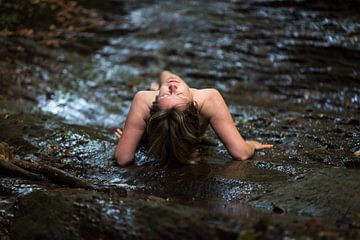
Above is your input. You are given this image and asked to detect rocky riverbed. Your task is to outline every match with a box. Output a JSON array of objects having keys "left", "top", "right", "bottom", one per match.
[{"left": 0, "top": 0, "right": 359, "bottom": 239}]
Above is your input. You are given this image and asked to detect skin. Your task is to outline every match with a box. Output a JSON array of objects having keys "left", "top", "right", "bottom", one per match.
[{"left": 115, "top": 71, "right": 273, "bottom": 166}]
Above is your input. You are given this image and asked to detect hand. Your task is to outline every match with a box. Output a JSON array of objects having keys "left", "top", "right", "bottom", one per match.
[
  {"left": 246, "top": 140, "right": 273, "bottom": 150},
  {"left": 114, "top": 128, "right": 123, "bottom": 140},
  {"left": 149, "top": 82, "right": 159, "bottom": 90}
]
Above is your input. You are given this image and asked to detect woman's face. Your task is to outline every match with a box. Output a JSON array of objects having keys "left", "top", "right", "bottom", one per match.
[{"left": 157, "top": 71, "right": 193, "bottom": 109}]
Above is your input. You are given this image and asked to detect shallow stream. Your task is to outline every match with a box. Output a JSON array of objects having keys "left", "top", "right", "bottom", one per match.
[{"left": 1, "top": 0, "right": 360, "bottom": 239}]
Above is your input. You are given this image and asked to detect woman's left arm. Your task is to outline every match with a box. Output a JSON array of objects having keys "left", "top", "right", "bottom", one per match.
[{"left": 202, "top": 89, "right": 272, "bottom": 160}]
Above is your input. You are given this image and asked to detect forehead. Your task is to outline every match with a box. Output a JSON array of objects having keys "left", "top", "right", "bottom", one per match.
[{"left": 158, "top": 96, "right": 189, "bottom": 109}]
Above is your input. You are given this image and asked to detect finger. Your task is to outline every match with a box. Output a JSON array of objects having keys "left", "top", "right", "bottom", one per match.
[
  {"left": 114, "top": 129, "right": 122, "bottom": 139},
  {"left": 258, "top": 144, "right": 273, "bottom": 149},
  {"left": 150, "top": 82, "right": 160, "bottom": 90},
  {"left": 253, "top": 144, "right": 272, "bottom": 149},
  {"left": 115, "top": 132, "right": 121, "bottom": 139}
]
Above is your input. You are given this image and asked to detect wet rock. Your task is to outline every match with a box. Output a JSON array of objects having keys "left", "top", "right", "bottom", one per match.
[
  {"left": 303, "top": 148, "right": 333, "bottom": 165},
  {"left": 249, "top": 169, "right": 360, "bottom": 217},
  {"left": 0, "top": 113, "right": 114, "bottom": 172},
  {"left": 10, "top": 190, "right": 241, "bottom": 240},
  {"left": 252, "top": 161, "right": 298, "bottom": 176},
  {"left": 10, "top": 191, "right": 75, "bottom": 240},
  {"left": 342, "top": 158, "right": 360, "bottom": 169},
  {"left": 122, "top": 161, "right": 288, "bottom": 202}
]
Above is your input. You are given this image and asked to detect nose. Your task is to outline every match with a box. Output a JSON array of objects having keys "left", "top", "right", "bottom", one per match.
[{"left": 169, "top": 84, "right": 177, "bottom": 93}]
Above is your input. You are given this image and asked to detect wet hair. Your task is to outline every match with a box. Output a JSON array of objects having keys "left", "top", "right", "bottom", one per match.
[{"left": 146, "top": 101, "right": 202, "bottom": 166}]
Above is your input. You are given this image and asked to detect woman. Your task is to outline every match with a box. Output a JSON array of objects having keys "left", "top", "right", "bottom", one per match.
[{"left": 115, "top": 71, "right": 272, "bottom": 166}]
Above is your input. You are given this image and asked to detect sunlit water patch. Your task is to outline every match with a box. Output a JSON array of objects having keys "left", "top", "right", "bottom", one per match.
[{"left": 38, "top": 91, "right": 126, "bottom": 127}]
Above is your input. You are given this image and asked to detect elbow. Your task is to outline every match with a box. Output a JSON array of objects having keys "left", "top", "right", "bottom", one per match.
[
  {"left": 114, "top": 152, "right": 132, "bottom": 167},
  {"left": 236, "top": 156, "right": 249, "bottom": 161},
  {"left": 234, "top": 154, "right": 250, "bottom": 161},
  {"left": 117, "top": 160, "right": 129, "bottom": 167},
  {"left": 116, "top": 156, "right": 131, "bottom": 167}
]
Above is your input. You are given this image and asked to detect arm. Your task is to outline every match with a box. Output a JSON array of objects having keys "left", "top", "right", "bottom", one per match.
[
  {"left": 202, "top": 89, "right": 272, "bottom": 160},
  {"left": 114, "top": 91, "right": 149, "bottom": 166}
]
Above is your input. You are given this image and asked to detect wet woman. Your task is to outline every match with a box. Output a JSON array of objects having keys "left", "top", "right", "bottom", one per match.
[{"left": 114, "top": 71, "right": 273, "bottom": 166}]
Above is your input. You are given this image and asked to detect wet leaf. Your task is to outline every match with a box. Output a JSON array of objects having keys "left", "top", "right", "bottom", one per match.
[
  {"left": 285, "top": 116, "right": 297, "bottom": 124},
  {"left": 14, "top": 68, "right": 22, "bottom": 75},
  {"left": 30, "top": 0, "right": 41, "bottom": 4},
  {"left": 16, "top": 45, "right": 24, "bottom": 52},
  {"left": 0, "top": 29, "right": 13, "bottom": 37},
  {"left": 17, "top": 28, "right": 34, "bottom": 37},
  {"left": 67, "top": 25, "right": 75, "bottom": 32},
  {"left": 40, "top": 39, "right": 60, "bottom": 48},
  {"left": 355, "top": 150, "right": 360, "bottom": 157},
  {"left": 318, "top": 231, "right": 340, "bottom": 238},
  {"left": 48, "top": 145, "right": 58, "bottom": 155},
  {"left": 0, "top": 142, "right": 14, "bottom": 162},
  {"left": 49, "top": 24, "right": 56, "bottom": 30}
]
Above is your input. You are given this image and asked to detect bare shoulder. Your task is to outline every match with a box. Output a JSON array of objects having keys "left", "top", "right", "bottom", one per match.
[
  {"left": 193, "top": 88, "right": 222, "bottom": 105},
  {"left": 133, "top": 90, "right": 158, "bottom": 107},
  {"left": 192, "top": 88, "right": 223, "bottom": 117},
  {"left": 131, "top": 90, "right": 158, "bottom": 119},
  {"left": 134, "top": 90, "right": 158, "bottom": 102}
]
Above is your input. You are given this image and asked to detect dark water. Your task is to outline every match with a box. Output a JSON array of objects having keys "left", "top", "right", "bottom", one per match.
[{"left": 1, "top": 0, "right": 360, "bottom": 239}]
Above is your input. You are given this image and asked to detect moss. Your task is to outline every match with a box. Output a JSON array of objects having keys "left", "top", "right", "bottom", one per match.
[{"left": 237, "top": 230, "right": 257, "bottom": 240}]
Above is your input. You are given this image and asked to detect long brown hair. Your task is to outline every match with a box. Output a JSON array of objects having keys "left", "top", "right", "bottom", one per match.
[{"left": 146, "top": 101, "right": 202, "bottom": 166}]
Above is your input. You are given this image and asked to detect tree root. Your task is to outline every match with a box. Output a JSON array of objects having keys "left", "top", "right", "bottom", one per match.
[{"left": 0, "top": 142, "right": 126, "bottom": 197}]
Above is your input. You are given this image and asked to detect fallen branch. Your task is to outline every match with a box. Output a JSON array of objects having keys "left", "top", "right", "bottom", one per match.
[
  {"left": 0, "top": 159, "right": 44, "bottom": 181},
  {"left": 14, "top": 160, "right": 95, "bottom": 190},
  {"left": 14, "top": 160, "right": 126, "bottom": 197},
  {"left": 0, "top": 141, "right": 126, "bottom": 197}
]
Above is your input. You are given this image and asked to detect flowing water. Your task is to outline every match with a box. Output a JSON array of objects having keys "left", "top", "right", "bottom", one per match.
[{"left": 1, "top": 0, "right": 360, "bottom": 239}]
